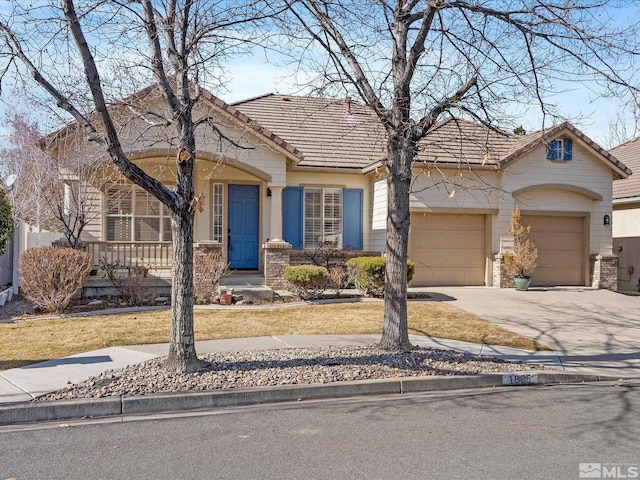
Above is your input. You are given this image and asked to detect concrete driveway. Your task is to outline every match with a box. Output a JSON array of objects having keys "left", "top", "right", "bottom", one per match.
[{"left": 424, "top": 287, "right": 640, "bottom": 377}]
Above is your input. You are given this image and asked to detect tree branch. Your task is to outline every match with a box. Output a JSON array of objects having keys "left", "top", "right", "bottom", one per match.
[{"left": 415, "top": 76, "right": 478, "bottom": 138}]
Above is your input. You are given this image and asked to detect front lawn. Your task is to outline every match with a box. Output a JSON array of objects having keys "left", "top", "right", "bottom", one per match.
[{"left": 0, "top": 301, "right": 549, "bottom": 370}]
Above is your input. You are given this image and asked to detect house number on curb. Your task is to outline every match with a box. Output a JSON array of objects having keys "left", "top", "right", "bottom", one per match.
[{"left": 502, "top": 374, "right": 540, "bottom": 386}]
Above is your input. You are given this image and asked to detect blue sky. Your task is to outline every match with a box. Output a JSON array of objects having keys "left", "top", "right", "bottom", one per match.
[
  {"left": 1, "top": 51, "right": 632, "bottom": 150},
  {"left": 0, "top": 2, "right": 638, "bottom": 149},
  {"left": 222, "top": 50, "right": 637, "bottom": 148}
]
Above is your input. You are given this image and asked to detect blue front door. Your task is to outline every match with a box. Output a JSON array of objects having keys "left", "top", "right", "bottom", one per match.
[{"left": 228, "top": 184, "right": 259, "bottom": 269}]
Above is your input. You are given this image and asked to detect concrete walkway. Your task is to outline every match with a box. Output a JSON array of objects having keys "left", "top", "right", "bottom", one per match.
[{"left": 0, "top": 334, "right": 561, "bottom": 404}]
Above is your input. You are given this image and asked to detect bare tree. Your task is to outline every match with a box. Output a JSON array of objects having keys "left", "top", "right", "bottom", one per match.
[
  {"left": 0, "top": 1, "right": 272, "bottom": 373},
  {"left": 604, "top": 109, "right": 639, "bottom": 149},
  {"left": 0, "top": 113, "right": 59, "bottom": 233},
  {"left": 0, "top": 112, "right": 110, "bottom": 248},
  {"left": 281, "top": 0, "right": 640, "bottom": 349}
]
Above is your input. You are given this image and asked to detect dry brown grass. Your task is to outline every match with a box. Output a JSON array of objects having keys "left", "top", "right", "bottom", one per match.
[{"left": 0, "top": 301, "right": 549, "bottom": 370}]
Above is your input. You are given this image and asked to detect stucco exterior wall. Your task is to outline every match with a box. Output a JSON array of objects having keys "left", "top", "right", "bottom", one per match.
[{"left": 613, "top": 204, "right": 640, "bottom": 238}]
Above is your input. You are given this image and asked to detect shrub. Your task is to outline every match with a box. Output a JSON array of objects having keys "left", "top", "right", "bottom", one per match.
[
  {"left": 19, "top": 246, "right": 92, "bottom": 312},
  {"left": 283, "top": 265, "right": 328, "bottom": 300},
  {"left": 99, "top": 256, "right": 155, "bottom": 306},
  {"left": 346, "top": 256, "right": 415, "bottom": 297},
  {"left": 503, "top": 206, "right": 538, "bottom": 278},
  {"left": 194, "top": 250, "right": 230, "bottom": 304},
  {"left": 120, "top": 270, "right": 155, "bottom": 306},
  {"left": 327, "top": 265, "right": 349, "bottom": 297}
]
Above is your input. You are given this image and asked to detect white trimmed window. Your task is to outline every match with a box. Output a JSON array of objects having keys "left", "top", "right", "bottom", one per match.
[
  {"left": 106, "top": 185, "right": 172, "bottom": 242},
  {"left": 304, "top": 188, "right": 343, "bottom": 248},
  {"left": 546, "top": 138, "right": 573, "bottom": 161},
  {"left": 212, "top": 183, "right": 223, "bottom": 243}
]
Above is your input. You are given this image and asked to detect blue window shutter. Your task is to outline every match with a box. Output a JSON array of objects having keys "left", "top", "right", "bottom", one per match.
[
  {"left": 343, "top": 188, "right": 363, "bottom": 250},
  {"left": 563, "top": 139, "right": 573, "bottom": 160},
  {"left": 282, "top": 187, "right": 303, "bottom": 249}
]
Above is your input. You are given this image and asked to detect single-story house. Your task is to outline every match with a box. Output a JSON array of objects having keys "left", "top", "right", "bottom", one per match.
[
  {"left": 610, "top": 138, "right": 640, "bottom": 292},
  {"left": 38, "top": 86, "right": 630, "bottom": 292}
]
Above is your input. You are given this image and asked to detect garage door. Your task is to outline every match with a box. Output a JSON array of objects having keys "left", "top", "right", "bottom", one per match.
[
  {"left": 521, "top": 215, "right": 585, "bottom": 286},
  {"left": 409, "top": 213, "right": 486, "bottom": 286}
]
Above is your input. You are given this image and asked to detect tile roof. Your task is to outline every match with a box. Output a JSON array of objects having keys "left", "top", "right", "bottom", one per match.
[
  {"left": 43, "top": 84, "right": 631, "bottom": 180},
  {"left": 611, "top": 137, "right": 640, "bottom": 200},
  {"left": 414, "top": 118, "right": 517, "bottom": 166},
  {"left": 235, "top": 96, "right": 629, "bottom": 178},
  {"left": 233, "top": 94, "right": 387, "bottom": 168}
]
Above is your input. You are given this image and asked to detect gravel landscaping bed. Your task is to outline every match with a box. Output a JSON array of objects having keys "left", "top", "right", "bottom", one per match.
[
  {"left": 0, "top": 297, "right": 36, "bottom": 322},
  {"left": 37, "top": 345, "right": 542, "bottom": 401}
]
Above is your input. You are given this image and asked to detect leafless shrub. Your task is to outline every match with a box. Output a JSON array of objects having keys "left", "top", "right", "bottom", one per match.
[
  {"left": 193, "top": 250, "right": 230, "bottom": 304},
  {"left": 99, "top": 256, "right": 154, "bottom": 306},
  {"left": 19, "top": 246, "right": 91, "bottom": 313},
  {"left": 121, "top": 270, "right": 155, "bottom": 306},
  {"left": 327, "top": 265, "right": 349, "bottom": 297}
]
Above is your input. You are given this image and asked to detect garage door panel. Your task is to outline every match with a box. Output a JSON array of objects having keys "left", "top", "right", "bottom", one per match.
[
  {"left": 522, "top": 215, "right": 585, "bottom": 287},
  {"left": 420, "top": 268, "right": 485, "bottom": 286},
  {"left": 413, "top": 229, "right": 484, "bottom": 249},
  {"left": 526, "top": 216, "right": 583, "bottom": 233},
  {"left": 422, "top": 249, "right": 485, "bottom": 267},
  {"left": 420, "top": 215, "right": 485, "bottom": 229},
  {"left": 409, "top": 214, "right": 486, "bottom": 286},
  {"left": 543, "top": 250, "right": 583, "bottom": 266}
]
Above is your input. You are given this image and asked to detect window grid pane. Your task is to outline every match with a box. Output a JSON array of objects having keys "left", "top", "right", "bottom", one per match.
[
  {"left": 106, "top": 216, "right": 132, "bottom": 241},
  {"left": 107, "top": 187, "right": 132, "bottom": 215},
  {"left": 213, "top": 183, "right": 223, "bottom": 243},
  {"left": 323, "top": 189, "right": 342, "bottom": 248},
  {"left": 106, "top": 185, "right": 171, "bottom": 242},
  {"left": 135, "top": 189, "right": 160, "bottom": 216}
]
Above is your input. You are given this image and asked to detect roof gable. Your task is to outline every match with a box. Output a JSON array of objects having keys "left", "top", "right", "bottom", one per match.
[
  {"left": 43, "top": 85, "right": 303, "bottom": 164},
  {"left": 498, "top": 122, "right": 631, "bottom": 178}
]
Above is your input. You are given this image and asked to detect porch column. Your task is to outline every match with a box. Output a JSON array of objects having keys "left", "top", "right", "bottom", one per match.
[{"left": 269, "top": 186, "right": 284, "bottom": 242}]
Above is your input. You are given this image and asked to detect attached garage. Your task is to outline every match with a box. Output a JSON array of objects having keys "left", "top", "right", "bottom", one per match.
[
  {"left": 521, "top": 214, "right": 586, "bottom": 286},
  {"left": 409, "top": 213, "right": 487, "bottom": 286}
]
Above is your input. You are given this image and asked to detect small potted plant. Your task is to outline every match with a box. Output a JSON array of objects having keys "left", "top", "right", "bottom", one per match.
[{"left": 503, "top": 206, "right": 538, "bottom": 291}]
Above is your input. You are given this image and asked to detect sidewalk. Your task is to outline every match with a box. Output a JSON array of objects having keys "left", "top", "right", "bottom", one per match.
[{"left": 0, "top": 334, "right": 563, "bottom": 405}]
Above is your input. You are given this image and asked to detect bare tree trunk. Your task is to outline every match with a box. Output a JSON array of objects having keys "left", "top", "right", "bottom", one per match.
[
  {"left": 380, "top": 132, "right": 413, "bottom": 351},
  {"left": 166, "top": 206, "right": 199, "bottom": 373},
  {"left": 166, "top": 111, "right": 200, "bottom": 373}
]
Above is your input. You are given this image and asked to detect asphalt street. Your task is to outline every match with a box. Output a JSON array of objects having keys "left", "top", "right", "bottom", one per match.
[{"left": 2, "top": 381, "right": 639, "bottom": 479}]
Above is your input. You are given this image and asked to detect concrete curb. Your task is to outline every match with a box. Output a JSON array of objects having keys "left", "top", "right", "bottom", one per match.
[{"left": 0, "top": 372, "right": 621, "bottom": 426}]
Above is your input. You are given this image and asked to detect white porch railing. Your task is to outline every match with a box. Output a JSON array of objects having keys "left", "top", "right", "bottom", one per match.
[{"left": 84, "top": 241, "right": 173, "bottom": 271}]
